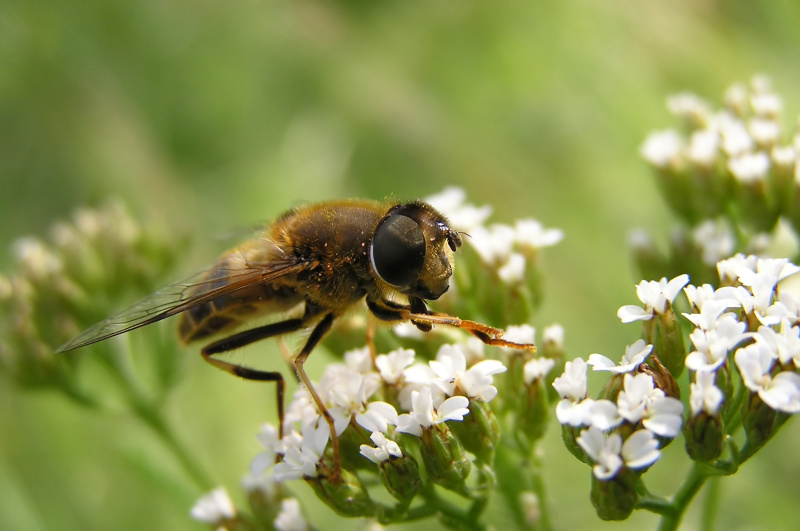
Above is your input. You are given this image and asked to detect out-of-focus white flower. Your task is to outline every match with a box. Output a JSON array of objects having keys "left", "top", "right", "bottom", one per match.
[
  {"left": 514, "top": 219, "right": 564, "bottom": 250},
  {"left": 425, "top": 186, "right": 493, "bottom": 232},
  {"left": 729, "top": 152, "right": 770, "bottom": 183},
  {"left": 375, "top": 348, "right": 416, "bottom": 385},
  {"left": 497, "top": 252, "right": 526, "bottom": 284},
  {"left": 641, "top": 129, "right": 684, "bottom": 168},
  {"left": 274, "top": 498, "right": 308, "bottom": 531},
  {"left": 523, "top": 357, "right": 556, "bottom": 384},
  {"left": 190, "top": 487, "right": 236, "bottom": 526},
  {"left": 692, "top": 220, "right": 735, "bottom": 266}
]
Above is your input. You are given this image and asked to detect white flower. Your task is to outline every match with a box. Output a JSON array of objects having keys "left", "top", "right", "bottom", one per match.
[
  {"left": 497, "top": 252, "right": 526, "bottom": 284},
  {"left": 250, "top": 423, "right": 279, "bottom": 476},
  {"left": 620, "top": 430, "right": 662, "bottom": 470},
  {"left": 468, "top": 224, "right": 517, "bottom": 265},
  {"left": 691, "top": 220, "right": 735, "bottom": 266},
  {"left": 587, "top": 340, "right": 652, "bottom": 374},
  {"left": 395, "top": 387, "right": 471, "bottom": 436},
  {"left": 190, "top": 487, "right": 236, "bottom": 526},
  {"left": 717, "top": 254, "right": 758, "bottom": 284},
  {"left": 273, "top": 423, "right": 329, "bottom": 481},
  {"left": 552, "top": 358, "right": 588, "bottom": 402},
  {"left": 687, "top": 129, "right": 719, "bottom": 166},
  {"left": 667, "top": 92, "right": 711, "bottom": 123},
  {"left": 719, "top": 115, "right": 753, "bottom": 156},
  {"left": 274, "top": 498, "right": 308, "bottom": 531},
  {"left": 643, "top": 395, "right": 685, "bottom": 438},
  {"left": 375, "top": 348, "right": 415, "bottom": 384},
  {"left": 683, "top": 284, "right": 740, "bottom": 313},
  {"left": 682, "top": 297, "right": 741, "bottom": 330},
  {"left": 750, "top": 91, "right": 782, "bottom": 117},
  {"left": 543, "top": 324, "right": 564, "bottom": 350},
  {"left": 514, "top": 219, "right": 564, "bottom": 249},
  {"left": 319, "top": 368, "right": 391, "bottom": 434},
  {"left": 553, "top": 358, "right": 591, "bottom": 427},
  {"left": 524, "top": 357, "right": 556, "bottom": 384},
  {"left": 344, "top": 346, "right": 373, "bottom": 373},
  {"left": 641, "top": 129, "right": 684, "bottom": 168},
  {"left": 617, "top": 274, "right": 689, "bottom": 323},
  {"left": 504, "top": 324, "right": 536, "bottom": 345},
  {"left": 576, "top": 428, "right": 661, "bottom": 481},
  {"left": 425, "top": 186, "right": 493, "bottom": 232},
  {"left": 690, "top": 370, "right": 724, "bottom": 416},
  {"left": 393, "top": 321, "right": 426, "bottom": 340},
  {"left": 428, "top": 343, "right": 507, "bottom": 401},
  {"left": 589, "top": 399, "right": 622, "bottom": 431},
  {"left": 735, "top": 341, "right": 800, "bottom": 413},
  {"left": 749, "top": 118, "right": 781, "bottom": 147},
  {"left": 684, "top": 314, "right": 748, "bottom": 371},
  {"left": 757, "top": 320, "right": 800, "bottom": 367},
  {"left": 359, "top": 431, "right": 403, "bottom": 464},
  {"left": 729, "top": 152, "right": 770, "bottom": 183},
  {"left": 616, "top": 373, "right": 684, "bottom": 437},
  {"left": 556, "top": 397, "right": 596, "bottom": 427}
]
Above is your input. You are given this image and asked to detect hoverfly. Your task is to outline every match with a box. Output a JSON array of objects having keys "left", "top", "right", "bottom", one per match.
[{"left": 57, "top": 199, "right": 535, "bottom": 480}]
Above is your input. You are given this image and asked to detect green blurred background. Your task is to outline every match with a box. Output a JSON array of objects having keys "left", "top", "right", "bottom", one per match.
[{"left": 3, "top": 1, "right": 800, "bottom": 529}]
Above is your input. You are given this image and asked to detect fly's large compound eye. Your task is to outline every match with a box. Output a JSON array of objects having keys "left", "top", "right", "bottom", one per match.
[{"left": 370, "top": 214, "right": 426, "bottom": 288}]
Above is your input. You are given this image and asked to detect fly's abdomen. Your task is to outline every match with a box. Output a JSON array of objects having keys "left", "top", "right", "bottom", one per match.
[{"left": 177, "top": 246, "right": 304, "bottom": 343}]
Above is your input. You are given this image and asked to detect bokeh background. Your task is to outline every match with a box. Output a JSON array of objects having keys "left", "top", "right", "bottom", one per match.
[{"left": 3, "top": 1, "right": 800, "bottom": 529}]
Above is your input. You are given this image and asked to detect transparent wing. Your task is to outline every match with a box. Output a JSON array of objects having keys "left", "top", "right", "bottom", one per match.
[{"left": 56, "top": 248, "right": 311, "bottom": 353}]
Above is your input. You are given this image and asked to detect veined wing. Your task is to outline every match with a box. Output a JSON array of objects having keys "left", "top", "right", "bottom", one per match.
[{"left": 56, "top": 251, "right": 311, "bottom": 353}]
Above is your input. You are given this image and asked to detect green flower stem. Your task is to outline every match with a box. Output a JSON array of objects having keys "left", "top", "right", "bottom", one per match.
[
  {"left": 494, "top": 441, "right": 552, "bottom": 530},
  {"left": 101, "top": 343, "right": 214, "bottom": 491}
]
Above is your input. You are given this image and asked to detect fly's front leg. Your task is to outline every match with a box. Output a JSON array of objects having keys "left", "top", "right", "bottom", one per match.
[
  {"left": 368, "top": 296, "right": 536, "bottom": 352},
  {"left": 201, "top": 318, "right": 305, "bottom": 442}
]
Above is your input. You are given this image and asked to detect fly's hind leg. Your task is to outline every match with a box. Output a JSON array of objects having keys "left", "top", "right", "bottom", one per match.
[
  {"left": 201, "top": 318, "right": 305, "bottom": 442},
  {"left": 202, "top": 312, "right": 344, "bottom": 483}
]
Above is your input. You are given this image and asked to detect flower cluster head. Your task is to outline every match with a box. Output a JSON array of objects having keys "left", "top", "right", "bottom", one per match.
[
  {"left": 555, "top": 253, "right": 800, "bottom": 520},
  {"left": 635, "top": 76, "right": 800, "bottom": 286},
  {"left": 0, "top": 200, "right": 180, "bottom": 402},
  {"left": 245, "top": 337, "right": 518, "bottom": 514}
]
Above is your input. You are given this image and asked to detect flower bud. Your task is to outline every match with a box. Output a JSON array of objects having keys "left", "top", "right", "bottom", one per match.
[
  {"left": 420, "top": 424, "right": 471, "bottom": 495},
  {"left": 683, "top": 412, "right": 724, "bottom": 462},
  {"left": 378, "top": 453, "right": 422, "bottom": 503},
  {"left": 647, "top": 308, "right": 686, "bottom": 377},
  {"left": 590, "top": 467, "right": 638, "bottom": 521},
  {"left": 307, "top": 468, "right": 376, "bottom": 518},
  {"left": 448, "top": 399, "right": 499, "bottom": 465},
  {"left": 518, "top": 374, "right": 550, "bottom": 444},
  {"left": 742, "top": 392, "right": 777, "bottom": 453}
]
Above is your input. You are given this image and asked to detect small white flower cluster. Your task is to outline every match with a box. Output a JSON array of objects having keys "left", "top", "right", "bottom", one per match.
[
  {"left": 685, "top": 255, "right": 800, "bottom": 414},
  {"left": 249, "top": 340, "right": 509, "bottom": 482},
  {"left": 553, "top": 357, "right": 681, "bottom": 481},
  {"left": 555, "top": 254, "right": 800, "bottom": 481},
  {"left": 641, "top": 76, "right": 793, "bottom": 179},
  {"left": 426, "top": 186, "right": 563, "bottom": 285}
]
